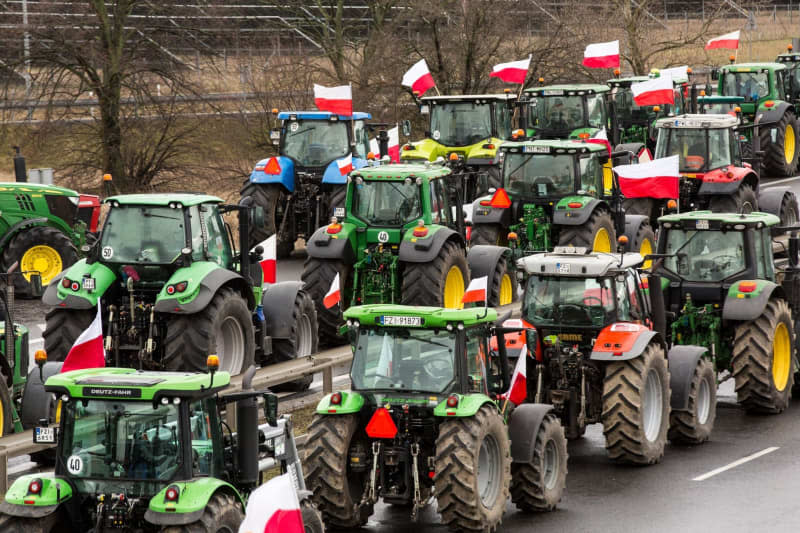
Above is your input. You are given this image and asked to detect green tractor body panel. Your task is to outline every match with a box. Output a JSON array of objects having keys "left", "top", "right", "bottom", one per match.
[
  {"left": 155, "top": 261, "right": 226, "bottom": 305},
  {"left": 716, "top": 63, "right": 788, "bottom": 117},
  {"left": 522, "top": 84, "right": 610, "bottom": 139},
  {"left": 49, "top": 259, "right": 117, "bottom": 307},
  {"left": 432, "top": 393, "right": 496, "bottom": 417},
  {"left": 105, "top": 193, "right": 223, "bottom": 207},
  {"left": 3, "top": 473, "right": 72, "bottom": 507},
  {"left": 343, "top": 304, "right": 498, "bottom": 328},
  {"left": 316, "top": 390, "right": 365, "bottom": 414},
  {"left": 147, "top": 479, "right": 244, "bottom": 515},
  {"left": 0, "top": 183, "right": 80, "bottom": 237}
]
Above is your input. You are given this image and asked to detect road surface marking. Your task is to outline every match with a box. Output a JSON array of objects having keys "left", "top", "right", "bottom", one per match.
[
  {"left": 693, "top": 446, "right": 779, "bottom": 481},
  {"left": 763, "top": 176, "right": 800, "bottom": 187}
]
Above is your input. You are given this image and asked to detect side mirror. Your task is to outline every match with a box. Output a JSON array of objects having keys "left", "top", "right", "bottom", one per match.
[
  {"left": 524, "top": 329, "right": 537, "bottom": 353},
  {"left": 269, "top": 128, "right": 281, "bottom": 146},
  {"left": 29, "top": 273, "right": 43, "bottom": 298},
  {"left": 711, "top": 68, "right": 719, "bottom": 81},
  {"left": 250, "top": 206, "right": 265, "bottom": 229},
  {"left": 420, "top": 105, "right": 430, "bottom": 115},
  {"left": 263, "top": 392, "right": 279, "bottom": 427},
  {"left": 402, "top": 119, "right": 412, "bottom": 137}
]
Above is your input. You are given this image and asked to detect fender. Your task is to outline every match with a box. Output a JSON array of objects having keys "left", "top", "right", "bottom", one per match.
[
  {"left": 20, "top": 361, "right": 63, "bottom": 429},
  {"left": 42, "top": 260, "right": 116, "bottom": 308},
  {"left": 305, "top": 225, "right": 357, "bottom": 264},
  {"left": 667, "top": 345, "right": 708, "bottom": 411},
  {"left": 0, "top": 216, "right": 50, "bottom": 252},
  {"left": 508, "top": 403, "right": 554, "bottom": 464},
  {"left": 261, "top": 281, "right": 305, "bottom": 339},
  {"left": 621, "top": 215, "right": 648, "bottom": 252},
  {"left": 0, "top": 473, "right": 72, "bottom": 517},
  {"left": 590, "top": 323, "right": 662, "bottom": 361},
  {"left": 433, "top": 393, "right": 495, "bottom": 417},
  {"left": 553, "top": 197, "right": 605, "bottom": 226},
  {"left": 722, "top": 280, "right": 782, "bottom": 321},
  {"left": 146, "top": 481, "right": 244, "bottom": 525},
  {"left": 322, "top": 157, "right": 368, "bottom": 185},
  {"left": 697, "top": 170, "right": 757, "bottom": 196},
  {"left": 757, "top": 100, "right": 793, "bottom": 127},
  {"left": 316, "top": 391, "right": 364, "bottom": 414},
  {"left": 471, "top": 197, "right": 512, "bottom": 226},
  {"left": 758, "top": 186, "right": 797, "bottom": 223},
  {"left": 154, "top": 265, "right": 254, "bottom": 314},
  {"left": 467, "top": 245, "right": 510, "bottom": 280},
  {"left": 249, "top": 156, "right": 296, "bottom": 192},
  {"left": 400, "top": 138, "right": 443, "bottom": 162},
  {"left": 399, "top": 226, "right": 464, "bottom": 263}
]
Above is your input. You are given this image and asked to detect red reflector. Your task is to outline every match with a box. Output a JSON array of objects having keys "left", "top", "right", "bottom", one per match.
[
  {"left": 403, "top": 144, "right": 413, "bottom": 151},
  {"left": 62, "top": 278, "right": 71, "bottom": 288},
  {"left": 330, "top": 392, "right": 342, "bottom": 405},
  {"left": 165, "top": 487, "right": 179, "bottom": 501},
  {"left": 446, "top": 394, "right": 459, "bottom": 408},
  {"left": 567, "top": 202, "right": 582, "bottom": 208},
  {"left": 466, "top": 226, "right": 472, "bottom": 242},
  {"left": 739, "top": 281, "right": 757, "bottom": 293},
  {"left": 265, "top": 157, "right": 282, "bottom": 175},
  {"left": 413, "top": 227, "right": 429, "bottom": 237},
  {"left": 24, "top": 500, "right": 34, "bottom": 505},
  {"left": 254, "top": 165, "right": 265, "bottom": 172},
  {"left": 428, "top": 471, "right": 435, "bottom": 479},
  {"left": 613, "top": 351, "right": 623, "bottom": 356},
  {"left": 166, "top": 285, "right": 175, "bottom": 295},
  {"left": 479, "top": 200, "right": 491, "bottom": 206},
  {"left": 489, "top": 188, "right": 511, "bottom": 209},
  {"left": 365, "top": 407, "right": 398, "bottom": 439},
  {"left": 447, "top": 412, "right": 456, "bottom": 416},
  {"left": 328, "top": 408, "right": 337, "bottom": 413},
  {"left": 71, "top": 282, "right": 80, "bottom": 291}
]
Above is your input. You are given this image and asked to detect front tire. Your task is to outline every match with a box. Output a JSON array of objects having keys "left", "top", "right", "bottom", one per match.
[
  {"left": 301, "top": 258, "right": 350, "bottom": 346},
  {"left": 401, "top": 240, "right": 469, "bottom": 309},
  {"left": 510, "top": 413, "right": 567, "bottom": 512},
  {"left": 557, "top": 208, "right": 616, "bottom": 253},
  {"left": 159, "top": 491, "right": 243, "bottom": 533},
  {"left": 3, "top": 226, "right": 78, "bottom": 298},
  {"left": 668, "top": 358, "right": 716, "bottom": 445},
  {"left": 708, "top": 183, "right": 757, "bottom": 214},
  {"left": 241, "top": 182, "right": 295, "bottom": 258},
  {"left": 43, "top": 308, "right": 95, "bottom": 362},
  {"left": 271, "top": 290, "right": 318, "bottom": 391},
  {"left": 487, "top": 255, "right": 517, "bottom": 307}
]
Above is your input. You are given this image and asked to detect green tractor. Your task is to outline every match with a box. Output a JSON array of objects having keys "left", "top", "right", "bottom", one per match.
[
  {"left": 0, "top": 183, "right": 100, "bottom": 297},
  {"left": 470, "top": 139, "right": 655, "bottom": 261},
  {"left": 301, "top": 163, "right": 517, "bottom": 345},
  {"left": 653, "top": 210, "right": 800, "bottom": 413},
  {"left": 521, "top": 83, "right": 609, "bottom": 140},
  {"left": 776, "top": 43, "right": 800, "bottom": 107},
  {"left": 400, "top": 94, "right": 517, "bottom": 199},
  {"left": 305, "top": 304, "right": 567, "bottom": 531},
  {"left": 41, "top": 193, "right": 317, "bottom": 388},
  {"left": 0, "top": 362, "right": 321, "bottom": 532}
]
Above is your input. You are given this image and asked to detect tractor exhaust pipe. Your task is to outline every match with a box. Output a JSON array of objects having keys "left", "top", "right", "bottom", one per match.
[
  {"left": 648, "top": 273, "right": 667, "bottom": 339},
  {"left": 238, "top": 196, "right": 253, "bottom": 281},
  {"left": 237, "top": 366, "right": 259, "bottom": 488}
]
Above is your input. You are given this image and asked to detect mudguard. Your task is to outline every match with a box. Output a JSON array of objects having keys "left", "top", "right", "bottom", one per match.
[
  {"left": 261, "top": 281, "right": 304, "bottom": 340},
  {"left": 552, "top": 197, "right": 605, "bottom": 226},
  {"left": 697, "top": 171, "right": 757, "bottom": 197},
  {"left": 146, "top": 481, "right": 244, "bottom": 526},
  {"left": 305, "top": 225, "right": 357, "bottom": 264},
  {"left": 590, "top": 323, "right": 661, "bottom": 361},
  {"left": 0, "top": 473, "right": 72, "bottom": 517},
  {"left": 622, "top": 215, "right": 648, "bottom": 251},
  {"left": 316, "top": 391, "right": 364, "bottom": 414},
  {"left": 42, "top": 260, "right": 116, "bottom": 308},
  {"left": 399, "top": 226, "right": 464, "bottom": 263},
  {"left": 154, "top": 265, "right": 254, "bottom": 314},
  {"left": 471, "top": 197, "right": 512, "bottom": 226},
  {"left": 757, "top": 100, "right": 793, "bottom": 127},
  {"left": 758, "top": 186, "right": 797, "bottom": 221},
  {"left": 0, "top": 216, "right": 50, "bottom": 251},
  {"left": 722, "top": 280, "right": 782, "bottom": 321},
  {"left": 249, "top": 156, "right": 296, "bottom": 191},
  {"left": 433, "top": 393, "right": 495, "bottom": 417},
  {"left": 21, "top": 361, "right": 63, "bottom": 429},
  {"left": 400, "top": 138, "right": 442, "bottom": 162},
  {"left": 467, "top": 245, "right": 510, "bottom": 280},
  {"left": 667, "top": 345, "right": 708, "bottom": 411},
  {"left": 508, "top": 403, "right": 554, "bottom": 464},
  {"left": 322, "top": 157, "right": 368, "bottom": 185}
]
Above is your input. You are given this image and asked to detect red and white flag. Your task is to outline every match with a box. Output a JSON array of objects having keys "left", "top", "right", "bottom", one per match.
[
  {"left": 658, "top": 65, "right": 688, "bottom": 80},
  {"left": 505, "top": 343, "right": 528, "bottom": 405},
  {"left": 402, "top": 59, "right": 436, "bottom": 96},
  {"left": 462, "top": 276, "right": 488, "bottom": 304},
  {"left": 387, "top": 126, "right": 400, "bottom": 162},
  {"left": 313, "top": 83, "right": 353, "bottom": 116},
  {"left": 614, "top": 155, "right": 680, "bottom": 199},
  {"left": 61, "top": 302, "right": 105, "bottom": 373},
  {"left": 631, "top": 75, "right": 675, "bottom": 106},
  {"left": 337, "top": 153, "right": 353, "bottom": 175},
  {"left": 489, "top": 55, "right": 531, "bottom": 84},
  {"left": 238, "top": 473, "right": 304, "bottom": 533},
  {"left": 705, "top": 30, "right": 740, "bottom": 50},
  {"left": 583, "top": 40, "right": 620, "bottom": 69},
  {"left": 369, "top": 137, "right": 379, "bottom": 156},
  {"left": 254, "top": 235, "right": 276, "bottom": 285},
  {"left": 586, "top": 128, "right": 612, "bottom": 155},
  {"left": 323, "top": 272, "right": 341, "bottom": 309}
]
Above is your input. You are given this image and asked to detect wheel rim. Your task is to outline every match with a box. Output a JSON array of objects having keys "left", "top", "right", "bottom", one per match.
[
  {"left": 217, "top": 316, "right": 245, "bottom": 374},
  {"left": 592, "top": 228, "right": 611, "bottom": 253},
  {"left": 642, "top": 368, "right": 663, "bottom": 442},
  {"left": 542, "top": 438, "right": 559, "bottom": 490},
  {"left": 772, "top": 322, "right": 791, "bottom": 392},
  {"left": 499, "top": 274, "right": 513, "bottom": 306},
  {"left": 639, "top": 237, "right": 653, "bottom": 270},
  {"left": 784, "top": 122, "right": 796, "bottom": 165},
  {"left": 296, "top": 311, "right": 314, "bottom": 357},
  {"left": 697, "top": 373, "right": 711, "bottom": 425},
  {"left": 0, "top": 395, "right": 5, "bottom": 437},
  {"left": 477, "top": 433, "right": 502, "bottom": 508},
  {"left": 20, "top": 245, "right": 62, "bottom": 285},
  {"left": 443, "top": 266, "right": 465, "bottom": 309}
]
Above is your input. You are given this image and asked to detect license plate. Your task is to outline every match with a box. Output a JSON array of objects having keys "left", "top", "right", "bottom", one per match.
[
  {"left": 34, "top": 427, "right": 56, "bottom": 444},
  {"left": 695, "top": 220, "right": 709, "bottom": 230},
  {"left": 334, "top": 207, "right": 345, "bottom": 218},
  {"left": 543, "top": 90, "right": 564, "bottom": 96},
  {"left": 82, "top": 277, "right": 96, "bottom": 291},
  {"left": 556, "top": 263, "right": 571, "bottom": 273},
  {"left": 524, "top": 145, "right": 549, "bottom": 154},
  {"left": 381, "top": 315, "right": 423, "bottom": 327}
]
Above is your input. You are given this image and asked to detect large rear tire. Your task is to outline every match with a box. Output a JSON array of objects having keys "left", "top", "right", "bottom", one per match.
[
  {"left": 241, "top": 182, "right": 295, "bottom": 258},
  {"left": 557, "top": 208, "right": 615, "bottom": 253},
  {"left": 731, "top": 297, "right": 794, "bottom": 413},
  {"left": 668, "top": 358, "right": 717, "bottom": 445},
  {"left": 708, "top": 183, "right": 757, "bottom": 214},
  {"left": 471, "top": 224, "right": 505, "bottom": 246},
  {"left": 602, "top": 342, "right": 670, "bottom": 465},
  {"left": 2, "top": 226, "right": 78, "bottom": 298},
  {"left": 0, "top": 513, "right": 67, "bottom": 533},
  {"left": 271, "top": 290, "right": 318, "bottom": 392},
  {"left": 164, "top": 287, "right": 255, "bottom": 375},
  {"left": 43, "top": 308, "right": 94, "bottom": 362},
  {"left": 305, "top": 414, "right": 373, "bottom": 529},
  {"left": 0, "top": 379, "right": 13, "bottom": 437},
  {"left": 159, "top": 491, "right": 243, "bottom": 533},
  {"left": 301, "top": 258, "right": 350, "bottom": 346},
  {"left": 760, "top": 111, "right": 799, "bottom": 177},
  {"left": 402, "top": 241, "right": 469, "bottom": 309},
  {"left": 510, "top": 413, "right": 567, "bottom": 512},
  {"left": 435, "top": 405, "right": 511, "bottom": 533},
  {"left": 627, "top": 222, "right": 655, "bottom": 269},
  {"left": 487, "top": 255, "right": 517, "bottom": 307}
]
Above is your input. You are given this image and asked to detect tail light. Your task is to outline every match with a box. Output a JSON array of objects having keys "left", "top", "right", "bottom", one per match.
[
  {"left": 330, "top": 392, "right": 342, "bottom": 405},
  {"left": 413, "top": 220, "right": 429, "bottom": 237},
  {"left": 489, "top": 188, "right": 511, "bottom": 209},
  {"left": 164, "top": 485, "right": 180, "bottom": 502},
  {"left": 28, "top": 479, "right": 42, "bottom": 495},
  {"left": 567, "top": 201, "right": 582, "bottom": 208},
  {"left": 446, "top": 394, "right": 459, "bottom": 408},
  {"left": 739, "top": 281, "right": 757, "bottom": 293}
]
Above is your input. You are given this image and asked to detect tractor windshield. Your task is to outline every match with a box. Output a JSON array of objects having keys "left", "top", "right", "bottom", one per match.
[
  {"left": 612, "top": 87, "right": 657, "bottom": 124},
  {"left": 100, "top": 206, "right": 187, "bottom": 264},
  {"left": 524, "top": 275, "right": 616, "bottom": 327},
  {"left": 59, "top": 399, "right": 182, "bottom": 482},
  {"left": 351, "top": 327, "right": 457, "bottom": 393},
  {"left": 504, "top": 153, "right": 576, "bottom": 197},
  {"left": 655, "top": 128, "right": 731, "bottom": 171},
  {"left": 430, "top": 102, "right": 493, "bottom": 146},
  {"left": 721, "top": 71, "right": 769, "bottom": 102},
  {"left": 662, "top": 229, "right": 745, "bottom": 281},
  {"left": 351, "top": 179, "right": 422, "bottom": 226},
  {"left": 282, "top": 119, "right": 350, "bottom": 167},
  {"left": 528, "top": 95, "right": 599, "bottom": 133}
]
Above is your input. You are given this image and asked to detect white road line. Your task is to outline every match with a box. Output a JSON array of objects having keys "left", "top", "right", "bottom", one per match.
[
  {"left": 763, "top": 176, "right": 800, "bottom": 187},
  {"left": 692, "top": 446, "right": 779, "bottom": 481}
]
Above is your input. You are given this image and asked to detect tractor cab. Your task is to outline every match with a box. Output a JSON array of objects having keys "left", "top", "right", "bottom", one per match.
[
  {"left": 715, "top": 63, "right": 786, "bottom": 113},
  {"left": 776, "top": 47, "right": 800, "bottom": 104},
  {"left": 654, "top": 114, "right": 747, "bottom": 174},
  {"left": 697, "top": 95, "right": 745, "bottom": 116},
  {"left": 522, "top": 84, "right": 609, "bottom": 140}
]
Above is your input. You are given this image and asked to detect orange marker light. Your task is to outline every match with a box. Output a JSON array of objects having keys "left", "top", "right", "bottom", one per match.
[
  {"left": 666, "top": 199, "right": 678, "bottom": 210},
  {"left": 206, "top": 355, "right": 220, "bottom": 371},
  {"left": 449, "top": 153, "right": 459, "bottom": 161},
  {"left": 271, "top": 108, "right": 279, "bottom": 114},
  {"left": 618, "top": 235, "right": 629, "bottom": 245},
  {"left": 34, "top": 350, "right": 48, "bottom": 365},
  {"left": 102, "top": 173, "right": 112, "bottom": 182},
  {"left": 507, "top": 232, "right": 519, "bottom": 241},
  {"left": 578, "top": 132, "right": 590, "bottom": 140}
]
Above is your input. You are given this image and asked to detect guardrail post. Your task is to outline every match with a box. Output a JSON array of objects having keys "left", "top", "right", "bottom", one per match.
[
  {"left": 323, "top": 368, "right": 333, "bottom": 394},
  {"left": 0, "top": 450, "right": 8, "bottom": 494}
]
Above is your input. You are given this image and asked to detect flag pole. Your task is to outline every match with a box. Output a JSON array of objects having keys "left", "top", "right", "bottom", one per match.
[
  {"left": 350, "top": 83, "right": 357, "bottom": 156},
  {"left": 511, "top": 55, "right": 532, "bottom": 127}
]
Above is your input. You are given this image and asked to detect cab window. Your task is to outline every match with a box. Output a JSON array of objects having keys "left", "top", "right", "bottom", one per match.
[
  {"left": 624, "top": 271, "right": 645, "bottom": 321},
  {"left": 466, "top": 332, "right": 489, "bottom": 395},
  {"left": 494, "top": 102, "right": 512, "bottom": 139},
  {"left": 354, "top": 121, "right": 368, "bottom": 159},
  {"left": 429, "top": 179, "right": 452, "bottom": 225},
  {"left": 578, "top": 155, "right": 601, "bottom": 196},
  {"left": 615, "top": 277, "right": 631, "bottom": 321}
]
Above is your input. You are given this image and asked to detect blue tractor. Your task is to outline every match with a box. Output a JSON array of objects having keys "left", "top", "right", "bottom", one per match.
[{"left": 242, "top": 111, "right": 373, "bottom": 257}]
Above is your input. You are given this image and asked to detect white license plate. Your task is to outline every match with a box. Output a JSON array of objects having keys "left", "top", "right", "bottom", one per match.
[
  {"left": 82, "top": 277, "right": 96, "bottom": 291},
  {"left": 524, "top": 145, "right": 549, "bottom": 154},
  {"left": 695, "top": 220, "right": 709, "bottom": 230},
  {"left": 557, "top": 263, "right": 571, "bottom": 273},
  {"left": 334, "top": 207, "right": 345, "bottom": 218},
  {"left": 34, "top": 427, "right": 56, "bottom": 444},
  {"left": 381, "top": 316, "right": 422, "bottom": 326}
]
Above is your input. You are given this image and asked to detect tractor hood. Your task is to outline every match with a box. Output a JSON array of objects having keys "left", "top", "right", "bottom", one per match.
[
  {"left": 249, "top": 155, "right": 368, "bottom": 190},
  {"left": 400, "top": 137, "right": 502, "bottom": 165}
]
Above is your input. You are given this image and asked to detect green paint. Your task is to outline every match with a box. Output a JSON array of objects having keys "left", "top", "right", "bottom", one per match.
[
  {"left": 147, "top": 479, "right": 244, "bottom": 515},
  {"left": 433, "top": 393, "right": 496, "bottom": 417},
  {"left": 53, "top": 260, "right": 117, "bottom": 306},
  {"left": 316, "top": 391, "right": 365, "bottom": 414},
  {"left": 105, "top": 193, "right": 222, "bottom": 207},
  {"left": 156, "top": 261, "right": 222, "bottom": 304},
  {"left": 3, "top": 473, "right": 72, "bottom": 507},
  {"left": 670, "top": 295, "right": 725, "bottom": 370}
]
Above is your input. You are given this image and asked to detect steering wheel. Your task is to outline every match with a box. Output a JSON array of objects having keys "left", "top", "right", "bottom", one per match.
[
  {"left": 422, "top": 354, "right": 452, "bottom": 381},
  {"left": 556, "top": 303, "right": 594, "bottom": 324},
  {"left": 582, "top": 295, "right": 604, "bottom": 307},
  {"left": 685, "top": 155, "right": 705, "bottom": 171},
  {"left": 711, "top": 254, "right": 738, "bottom": 271}
]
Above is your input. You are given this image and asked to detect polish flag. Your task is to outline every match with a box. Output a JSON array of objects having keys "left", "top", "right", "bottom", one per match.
[
  {"left": 705, "top": 30, "right": 740, "bottom": 50},
  {"left": 658, "top": 65, "right": 688, "bottom": 80},
  {"left": 462, "top": 276, "right": 488, "bottom": 304},
  {"left": 489, "top": 55, "right": 531, "bottom": 84},
  {"left": 337, "top": 153, "right": 353, "bottom": 175},
  {"left": 323, "top": 273, "right": 341, "bottom": 309},
  {"left": 505, "top": 343, "right": 528, "bottom": 405},
  {"left": 369, "top": 137, "right": 380, "bottom": 156},
  {"left": 402, "top": 59, "right": 436, "bottom": 96},
  {"left": 254, "top": 235, "right": 276, "bottom": 285},
  {"left": 583, "top": 40, "right": 620, "bottom": 69},
  {"left": 631, "top": 75, "right": 674, "bottom": 106},
  {"left": 238, "top": 473, "right": 304, "bottom": 533},
  {"left": 586, "top": 128, "right": 612, "bottom": 156},
  {"left": 61, "top": 302, "right": 105, "bottom": 373},
  {"left": 614, "top": 155, "right": 680, "bottom": 199},
  {"left": 313, "top": 84, "right": 353, "bottom": 116},
  {"left": 387, "top": 126, "right": 400, "bottom": 162}
]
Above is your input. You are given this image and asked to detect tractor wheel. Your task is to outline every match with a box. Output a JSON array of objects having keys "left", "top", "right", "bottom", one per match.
[
  {"left": 159, "top": 491, "right": 243, "bottom": 533},
  {"left": 622, "top": 198, "right": 655, "bottom": 219},
  {"left": 668, "top": 358, "right": 716, "bottom": 445},
  {"left": 471, "top": 223, "right": 506, "bottom": 246},
  {"left": 270, "top": 289, "right": 318, "bottom": 392},
  {"left": 602, "top": 342, "right": 670, "bottom": 465},
  {"left": 629, "top": 222, "right": 655, "bottom": 269},
  {"left": 488, "top": 254, "right": 517, "bottom": 307},
  {"left": 509, "top": 413, "right": 567, "bottom": 513},
  {"left": 760, "top": 110, "right": 799, "bottom": 177},
  {"left": 164, "top": 287, "right": 255, "bottom": 375},
  {"left": 778, "top": 192, "right": 800, "bottom": 227},
  {"left": 2, "top": 226, "right": 78, "bottom": 298},
  {"left": 731, "top": 297, "right": 794, "bottom": 413},
  {"left": 557, "top": 208, "right": 615, "bottom": 253},
  {"left": 43, "top": 308, "right": 95, "bottom": 362},
  {"left": 326, "top": 184, "right": 347, "bottom": 220},
  {"left": 0, "top": 513, "right": 67, "bottom": 533},
  {"left": 305, "top": 414, "right": 373, "bottom": 529},
  {"left": 435, "top": 405, "right": 511, "bottom": 533},
  {"left": 300, "top": 499, "right": 325, "bottom": 533},
  {"left": 301, "top": 258, "right": 350, "bottom": 346},
  {"left": 401, "top": 240, "right": 469, "bottom": 309},
  {"left": 708, "top": 183, "right": 757, "bottom": 214},
  {"left": 241, "top": 182, "right": 294, "bottom": 258},
  {"left": 0, "top": 379, "right": 12, "bottom": 437}
]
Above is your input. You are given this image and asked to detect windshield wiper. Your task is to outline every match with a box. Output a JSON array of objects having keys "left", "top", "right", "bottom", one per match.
[
  {"left": 143, "top": 213, "right": 181, "bottom": 221},
  {"left": 407, "top": 335, "right": 451, "bottom": 349},
  {"left": 288, "top": 127, "right": 315, "bottom": 137},
  {"left": 506, "top": 154, "right": 535, "bottom": 180}
]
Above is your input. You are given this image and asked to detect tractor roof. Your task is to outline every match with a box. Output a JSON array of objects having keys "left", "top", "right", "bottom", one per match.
[
  {"left": 607, "top": 76, "right": 687, "bottom": 87},
  {"left": 0, "top": 182, "right": 79, "bottom": 197},
  {"left": 351, "top": 163, "right": 450, "bottom": 181},
  {"left": 654, "top": 113, "right": 738, "bottom": 129},
  {"left": 421, "top": 94, "right": 517, "bottom": 102},
  {"left": 500, "top": 139, "right": 608, "bottom": 154},
  {"left": 776, "top": 53, "right": 800, "bottom": 63},
  {"left": 518, "top": 249, "right": 643, "bottom": 277},
  {"left": 721, "top": 62, "right": 785, "bottom": 72},
  {"left": 658, "top": 210, "right": 780, "bottom": 227},
  {"left": 105, "top": 193, "right": 223, "bottom": 207},
  {"left": 698, "top": 95, "right": 744, "bottom": 103},
  {"left": 344, "top": 304, "right": 498, "bottom": 328},
  {"left": 525, "top": 84, "right": 609, "bottom": 95},
  {"left": 277, "top": 111, "right": 371, "bottom": 120},
  {"left": 44, "top": 367, "right": 230, "bottom": 400}
]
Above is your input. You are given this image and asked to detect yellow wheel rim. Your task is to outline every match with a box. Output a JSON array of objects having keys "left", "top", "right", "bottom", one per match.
[
  {"left": 20, "top": 245, "right": 62, "bottom": 285},
  {"left": 592, "top": 228, "right": 611, "bottom": 253},
  {"left": 443, "top": 266, "right": 465, "bottom": 309},
  {"left": 784, "top": 122, "right": 796, "bottom": 165},
  {"left": 499, "top": 274, "right": 513, "bottom": 306},
  {"left": 772, "top": 322, "right": 791, "bottom": 392},
  {"left": 640, "top": 237, "right": 653, "bottom": 270},
  {"left": 0, "top": 396, "right": 5, "bottom": 437}
]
